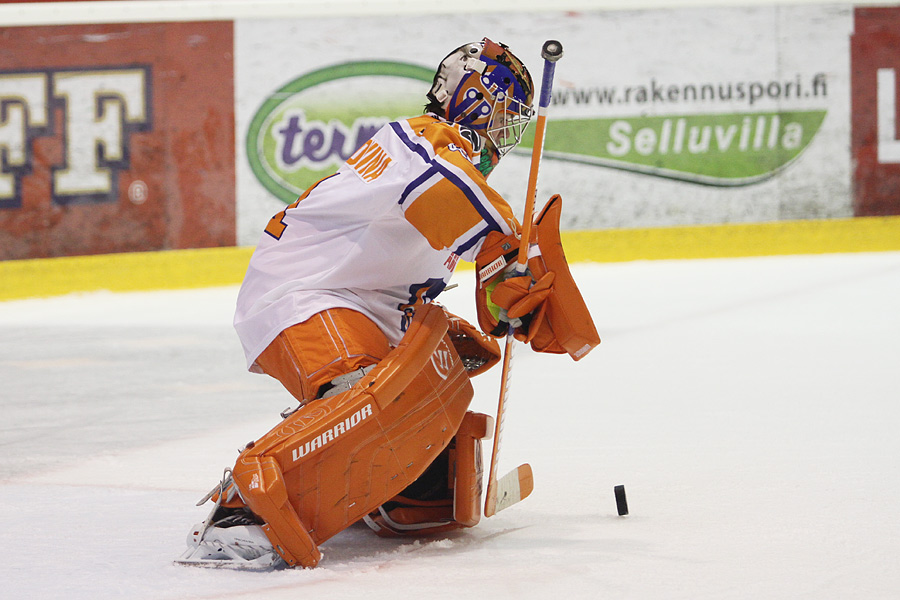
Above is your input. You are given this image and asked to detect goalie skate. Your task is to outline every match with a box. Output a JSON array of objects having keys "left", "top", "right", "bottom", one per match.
[
  {"left": 176, "top": 475, "right": 286, "bottom": 573},
  {"left": 176, "top": 515, "right": 286, "bottom": 571}
]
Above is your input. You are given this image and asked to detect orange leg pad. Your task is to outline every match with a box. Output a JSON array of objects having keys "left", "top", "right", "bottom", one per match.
[
  {"left": 231, "top": 304, "right": 474, "bottom": 566},
  {"left": 452, "top": 411, "right": 493, "bottom": 528},
  {"left": 365, "top": 410, "right": 493, "bottom": 537},
  {"left": 232, "top": 454, "right": 321, "bottom": 568}
]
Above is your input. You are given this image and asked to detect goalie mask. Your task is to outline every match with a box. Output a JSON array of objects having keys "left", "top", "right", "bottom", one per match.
[{"left": 427, "top": 38, "right": 534, "bottom": 174}]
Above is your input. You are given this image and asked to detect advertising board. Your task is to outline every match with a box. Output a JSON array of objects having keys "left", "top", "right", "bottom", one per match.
[
  {"left": 0, "top": 21, "right": 235, "bottom": 260},
  {"left": 235, "top": 6, "right": 853, "bottom": 244}
]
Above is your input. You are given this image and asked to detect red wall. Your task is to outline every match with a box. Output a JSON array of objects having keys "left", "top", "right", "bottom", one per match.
[
  {"left": 851, "top": 7, "right": 900, "bottom": 217},
  {"left": 0, "top": 21, "right": 235, "bottom": 260}
]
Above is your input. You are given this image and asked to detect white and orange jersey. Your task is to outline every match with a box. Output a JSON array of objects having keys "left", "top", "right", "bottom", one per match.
[{"left": 234, "top": 114, "right": 520, "bottom": 371}]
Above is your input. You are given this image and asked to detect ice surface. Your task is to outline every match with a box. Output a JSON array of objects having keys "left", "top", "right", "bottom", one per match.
[{"left": 2, "top": 253, "right": 899, "bottom": 599}]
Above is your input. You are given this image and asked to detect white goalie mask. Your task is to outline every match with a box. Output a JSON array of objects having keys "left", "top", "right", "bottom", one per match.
[{"left": 428, "top": 38, "right": 535, "bottom": 165}]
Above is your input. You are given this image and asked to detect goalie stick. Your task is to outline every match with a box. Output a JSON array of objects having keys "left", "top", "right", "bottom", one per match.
[{"left": 484, "top": 39, "right": 563, "bottom": 518}]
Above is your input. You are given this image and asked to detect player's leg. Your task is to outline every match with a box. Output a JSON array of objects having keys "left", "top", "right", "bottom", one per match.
[
  {"left": 357, "top": 311, "right": 501, "bottom": 538},
  {"left": 255, "top": 308, "right": 393, "bottom": 405},
  {"left": 182, "top": 305, "right": 501, "bottom": 568},
  {"left": 194, "top": 307, "right": 392, "bottom": 514},
  {"left": 229, "top": 303, "right": 474, "bottom": 567},
  {"left": 363, "top": 410, "right": 493, "bottom": 537}
]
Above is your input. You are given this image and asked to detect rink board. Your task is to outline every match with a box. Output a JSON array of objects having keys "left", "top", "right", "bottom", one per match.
[{"left": 3, "top": 215, "right": 899, "bottom": 301}]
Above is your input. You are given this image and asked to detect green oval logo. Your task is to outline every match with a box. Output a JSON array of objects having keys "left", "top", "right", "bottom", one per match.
[
  {"left": 247, "top": 61, "right": 434, "bottom": 203},
  {"left": 518, "top": 110, "right": 826, "bottom": 186}
]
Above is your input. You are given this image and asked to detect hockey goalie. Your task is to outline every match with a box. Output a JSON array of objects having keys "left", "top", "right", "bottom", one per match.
[{"left": 178, "top": 38, "right": 600, "bottom": 570}]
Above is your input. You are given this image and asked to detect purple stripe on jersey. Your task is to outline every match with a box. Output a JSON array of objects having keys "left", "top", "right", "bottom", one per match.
[
  {"left": 389, "top": 121, "right": 432, "bottom": 163},
  {"left": 455, "top": 223, "right": 494, "bottom": 255},
  {"left": 389, "top": 119, "right": 504, "bottom": 235},
  {"left": 398, "top": 166, "right": 439, "bottom": 206},
  {"left": 433, "top": 162, "right": 502, "bottom": 232}
]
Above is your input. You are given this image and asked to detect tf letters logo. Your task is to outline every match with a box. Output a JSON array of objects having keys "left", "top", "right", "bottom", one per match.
[{"left": 0, "top": 66, "right": 151, "bottom": 209}]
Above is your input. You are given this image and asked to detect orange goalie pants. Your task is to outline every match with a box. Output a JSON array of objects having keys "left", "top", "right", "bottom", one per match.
[{"left": 255, "top": 308, "right": 393, "bottom": 404}]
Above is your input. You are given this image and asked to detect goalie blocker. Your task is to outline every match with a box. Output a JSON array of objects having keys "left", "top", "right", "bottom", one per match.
[{"left": 207, "top": 304, "right": 500, "bottom": 568}]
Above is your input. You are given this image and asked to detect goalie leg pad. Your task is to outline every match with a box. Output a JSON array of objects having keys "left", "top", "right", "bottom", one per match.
[
  {"left": 231, "top": 304, "right": 474, "bottom": 567},
  {"left": 452, "top": 410, "right": 493, "bottom": 527},
  {"left": 363, "top": 410, "right": 493, "bottom": 537}
]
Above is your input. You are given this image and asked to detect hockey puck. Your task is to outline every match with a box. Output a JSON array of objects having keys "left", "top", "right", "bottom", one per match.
[{"left": 614, "top": 485, "right": 628, "bottom": 516}]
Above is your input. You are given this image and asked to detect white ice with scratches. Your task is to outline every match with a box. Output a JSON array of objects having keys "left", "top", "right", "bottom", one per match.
[{"left": 2, "top": 253, "right": 899, "bottom": 599}]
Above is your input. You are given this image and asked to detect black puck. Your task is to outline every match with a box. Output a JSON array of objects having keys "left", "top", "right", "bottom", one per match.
[{"left": 614, "top": 484, "right": 628, "bottom": 516}]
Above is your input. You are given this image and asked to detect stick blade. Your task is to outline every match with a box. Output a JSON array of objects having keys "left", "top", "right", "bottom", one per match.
[{"left": 484, "top": 463, "right": 534, "bottom": 518}]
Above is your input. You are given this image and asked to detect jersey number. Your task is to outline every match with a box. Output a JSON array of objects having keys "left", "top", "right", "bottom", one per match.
[
  {"left": 398, "top": 278, "right": 447, "bottom": 332},
  {"left": 264, "top": 199, "right": 299, "bottom": 240},
  {"left": 263, "top": 174, "right": 338, "bottom": 240}
]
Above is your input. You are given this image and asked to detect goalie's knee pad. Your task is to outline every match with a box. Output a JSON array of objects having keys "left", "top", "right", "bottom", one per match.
[
  {"left": 363, "top": 410, "right": 493, "bottom": 537},
  {"left": 229, "top": 303, "right": 476, "bottom": 568}
]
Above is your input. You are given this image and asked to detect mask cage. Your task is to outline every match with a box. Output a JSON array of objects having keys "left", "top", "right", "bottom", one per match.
[{"left": 486, "top": 93, "right": 534, "bottom": 157}]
